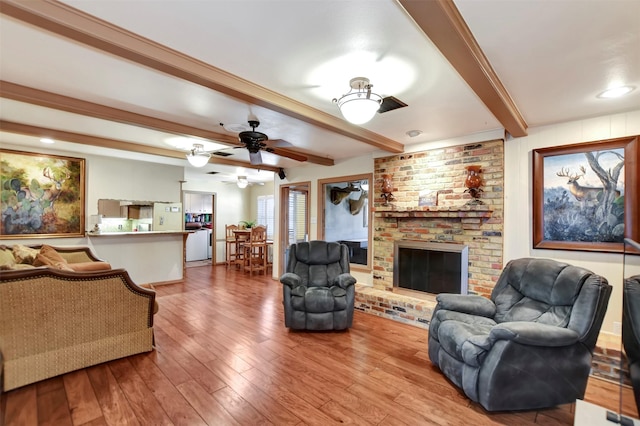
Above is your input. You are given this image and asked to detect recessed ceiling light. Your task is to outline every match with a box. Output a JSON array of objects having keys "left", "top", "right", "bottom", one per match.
[
  {"left": 40, "top": 138, "right": 55, "bottom": 144},
  {"left": 406, "top": 130, "right": 423, "bottom": 138},
  {"left": 597, "top": 85, "right": 635, "bottom": 99}
]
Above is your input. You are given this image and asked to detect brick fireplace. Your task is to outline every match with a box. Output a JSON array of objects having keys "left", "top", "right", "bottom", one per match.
[
  {"left": 373, "top": 139, "right": 504, "bottom": 297},
  {"left": 354, "top": 139, "right": 505, "bottom": 328}
]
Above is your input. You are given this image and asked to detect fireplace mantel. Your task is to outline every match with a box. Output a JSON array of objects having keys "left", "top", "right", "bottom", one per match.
[
  {"left": 373, "top": 205, "right": 493, "bottom": 231},
  {"left": 373, "top": 205, "right": 493, "bottom": 219}
]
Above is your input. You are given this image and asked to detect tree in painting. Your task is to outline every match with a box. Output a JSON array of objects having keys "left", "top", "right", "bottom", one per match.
[{"left": 543, "top": 150, "right": 625, "bottom": 243}]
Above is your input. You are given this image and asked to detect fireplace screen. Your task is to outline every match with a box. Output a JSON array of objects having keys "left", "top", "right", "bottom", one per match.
[{"left": 393, "top": 241, "right": 468, "bottom": 295}]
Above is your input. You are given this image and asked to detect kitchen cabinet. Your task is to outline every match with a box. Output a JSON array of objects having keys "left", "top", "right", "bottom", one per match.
[
  {"left": 128, "top": 205, "right": 153, "bottom": 219},
  {"left": 98, "top": 199, "right": 126, "bottom": 218},
  {"left": 184, "top": 193, "right": 212, "bottom": 214}
]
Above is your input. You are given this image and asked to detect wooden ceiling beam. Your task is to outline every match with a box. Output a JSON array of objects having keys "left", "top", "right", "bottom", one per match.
[
  {"left": 0, "top": 81, "right": 334, "bottom": 166},
  {"left": 398, "top": 0, "right": 528, "bottom": 138},
  {"left": 0, "top": 0, "right": 404, "bottom": 153},
  {"left": 0, "top": 120, "right": 282, "bottom": 172}
]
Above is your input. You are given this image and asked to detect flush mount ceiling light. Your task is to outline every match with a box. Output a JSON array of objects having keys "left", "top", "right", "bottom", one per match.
[
  {"left": 597, "top": 85, "right": 635, "bottom": 99},
  {"left": 333, "top": 77, "right": 383, "bottom": 124},
  {"left": 186, "top": 143, "right": 211, "bottom": 167},
  {"left": 237, "top": 176, "right": 249, "bottom": 189}
]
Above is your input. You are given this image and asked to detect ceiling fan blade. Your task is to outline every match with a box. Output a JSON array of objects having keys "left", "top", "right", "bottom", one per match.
[
  {"left": 249, "top": 151, "right": 263, "bottom": 165},
  {"left": 269, "top": 148, "right": 308, "bottom": 163},
  {"left": 265, "top": 138, "right": 293, "bottom": 148}
]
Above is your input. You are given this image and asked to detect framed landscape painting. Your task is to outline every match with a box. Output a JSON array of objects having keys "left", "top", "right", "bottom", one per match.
[
  {"left": 532, "top": 136, "right": 639, "bottom": 253},
  {"left": 1, "top": 149, "right": 86, "bottom": 238}
]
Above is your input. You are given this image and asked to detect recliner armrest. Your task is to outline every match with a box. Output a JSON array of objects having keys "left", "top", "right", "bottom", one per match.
[
  {"left": 280, "top": 272, "right": 302, "bottom": 288},
  {"left": 436, "top": 293, "right": 496, "bottom": 318},
  {"left": 490, "top": 321, "right": 580, "bottom": 347},
  {"left": 335, "top": 273, "right": 356, "bottom": 289}
]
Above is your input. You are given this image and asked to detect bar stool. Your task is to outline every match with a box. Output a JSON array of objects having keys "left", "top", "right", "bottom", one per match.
[{"left": 243, "top": 225, "right": 268, "bottom": 276}]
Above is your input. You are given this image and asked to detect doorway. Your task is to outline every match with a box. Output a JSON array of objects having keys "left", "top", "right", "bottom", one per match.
[
  {"left": 279, "top": 183, "right": 310, "bottom": 276},
  {"left": 183, "top": 191, "right": 215, "bottom": 264}
]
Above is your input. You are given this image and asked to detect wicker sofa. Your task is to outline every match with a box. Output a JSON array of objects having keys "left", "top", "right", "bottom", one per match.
[{"left": 0, "top": 245, "right": 157, "bottom": 392}]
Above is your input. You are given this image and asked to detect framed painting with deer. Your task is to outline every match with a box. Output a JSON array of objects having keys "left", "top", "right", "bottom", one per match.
[
  {"left": 1, "top": 149, "right": 86, "bottom": 239},
  {"left": 533, "top": 135, "right": 639, "bottom": 253}
]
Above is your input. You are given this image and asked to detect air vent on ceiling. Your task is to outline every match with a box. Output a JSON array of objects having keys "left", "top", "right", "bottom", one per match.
[
  {"left": 212, "top": 151, "right": 233, "bottom": 157},
  {"left": 378, "top": 96, "right": 408, "bottom": 114}
]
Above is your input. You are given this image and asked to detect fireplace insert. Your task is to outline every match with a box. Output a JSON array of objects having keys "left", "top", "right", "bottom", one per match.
[{"left": 393, "top": 240, "right": 468, "bottom": 295}]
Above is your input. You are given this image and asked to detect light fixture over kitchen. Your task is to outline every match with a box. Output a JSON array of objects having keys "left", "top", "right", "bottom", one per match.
[
  {"left": 333, "top": 77, "right": 382, "bottom": 124},
  {"left": 237, "top": 176, "right": 249, "bottom": 189},
  {"left": 186, "top": 143, "right": 211, "bottom": 167}
]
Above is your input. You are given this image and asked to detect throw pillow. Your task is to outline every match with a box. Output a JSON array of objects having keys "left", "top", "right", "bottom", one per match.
[
  {"left": 33, "top": 253, "right": 74, "bottom": 271},
  {"left": 12, "top": 245, "right": 39, "bottom": 264},
  {"left": 0, "top": 246, "right": 16, "bottom": 269},
  {"left": 33, "top": 245, "right": 67, "bottom": 267}
]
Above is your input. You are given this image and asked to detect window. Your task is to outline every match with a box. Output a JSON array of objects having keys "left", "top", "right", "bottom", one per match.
[
  {"left": 288, "top": 190, "right": 307, "bottom": 244},
  {"left": 257, "top": 195, "right": 274, "bottom": 239}
]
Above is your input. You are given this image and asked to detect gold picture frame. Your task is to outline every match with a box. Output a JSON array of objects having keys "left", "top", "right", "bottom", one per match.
[{"left": 1, "top": 149, "right": 86, "bottom": 238}]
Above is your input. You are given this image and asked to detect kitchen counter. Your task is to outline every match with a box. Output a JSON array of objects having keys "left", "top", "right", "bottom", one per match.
[
  {"left": 87, "top": 232, "right": 189, "bottom": 284},
  {"left": 88, "top": 230, "right": 189, "bottom": 236}
]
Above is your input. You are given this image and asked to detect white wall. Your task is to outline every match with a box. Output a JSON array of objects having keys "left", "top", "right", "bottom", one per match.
[{"left": 504, "top": 109, "right": 640, "bottom": 333}]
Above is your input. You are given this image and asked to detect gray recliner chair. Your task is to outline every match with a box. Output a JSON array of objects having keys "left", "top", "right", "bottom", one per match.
[
  {"left": 428, "top": 257, "right": 612, "bottom": 412},
  {"left": 623, "top": 275, "right": 640, "bottom": 414},
  {"left": 280, "top": 241, "right": 356, "bottom": 330}
]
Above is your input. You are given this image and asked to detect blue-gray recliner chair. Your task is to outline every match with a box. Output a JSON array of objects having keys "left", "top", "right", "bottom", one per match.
[
  {"left": 623, "top": 275, "right": 640, "bottom": 414},
  {"left": 280, "top": 241, "right": 356, "bottom": 330},
  {"left": 428, "top": 257, "right": 612, "bottom": 411}
]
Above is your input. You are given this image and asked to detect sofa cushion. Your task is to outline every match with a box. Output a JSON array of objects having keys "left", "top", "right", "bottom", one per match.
[
  {"left": 67, "top": 261, "right": 112, "bottom": 272},
  {"left": 12, "top": 244, "right": 39, "bottom": 264},
  {"left": 6, "top": 263, "right": 38, "bottom": 270}
]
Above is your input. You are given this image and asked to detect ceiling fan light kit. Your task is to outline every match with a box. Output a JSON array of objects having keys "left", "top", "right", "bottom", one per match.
[
  {"left": 186, "top": 143, "right": 211, "bottom": 167},
  {"left": 237, "top": 176, "right": 249, "bottom": 188},
  {"left": 334, "top": 77, "right": 383, "bottom": 124}
]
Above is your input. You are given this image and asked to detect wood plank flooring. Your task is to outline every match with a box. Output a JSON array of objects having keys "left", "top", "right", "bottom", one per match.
[{"left": 1, "top": 265, "right": 634, "bottom": 425}]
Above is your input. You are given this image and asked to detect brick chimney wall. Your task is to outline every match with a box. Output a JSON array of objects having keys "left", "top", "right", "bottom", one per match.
[{"left": 372, "top": 139, "right": 505, "bottom": 297}]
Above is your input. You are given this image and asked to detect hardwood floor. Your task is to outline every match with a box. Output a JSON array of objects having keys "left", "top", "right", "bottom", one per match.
[{"left": 1, "top": 265, "right": 631, "bottom": 425}]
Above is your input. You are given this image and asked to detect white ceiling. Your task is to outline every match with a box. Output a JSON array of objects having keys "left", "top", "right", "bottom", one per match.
[{"left": 1, "top": 0, "right": 638, "bottom": 183}]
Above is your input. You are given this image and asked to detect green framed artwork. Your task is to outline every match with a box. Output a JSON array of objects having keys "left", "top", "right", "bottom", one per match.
[{"left": 1, "top": 149, "right": 86, "bottom": 238}]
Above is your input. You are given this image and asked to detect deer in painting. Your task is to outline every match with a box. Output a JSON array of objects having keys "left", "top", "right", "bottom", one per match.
[
  {"left": 38, "top": 167, "right": 70, "bottom": 209},
  {"left": 11, "top": 166, "right": 70, "bottom": 210},
  {"left": 556, "top": 165, "right": 619, "bottom": 204}
]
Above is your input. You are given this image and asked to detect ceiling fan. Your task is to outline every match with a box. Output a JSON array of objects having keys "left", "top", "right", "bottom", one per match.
[{"left": 230, "top": 120, "right": 308, "bottom": 165}]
